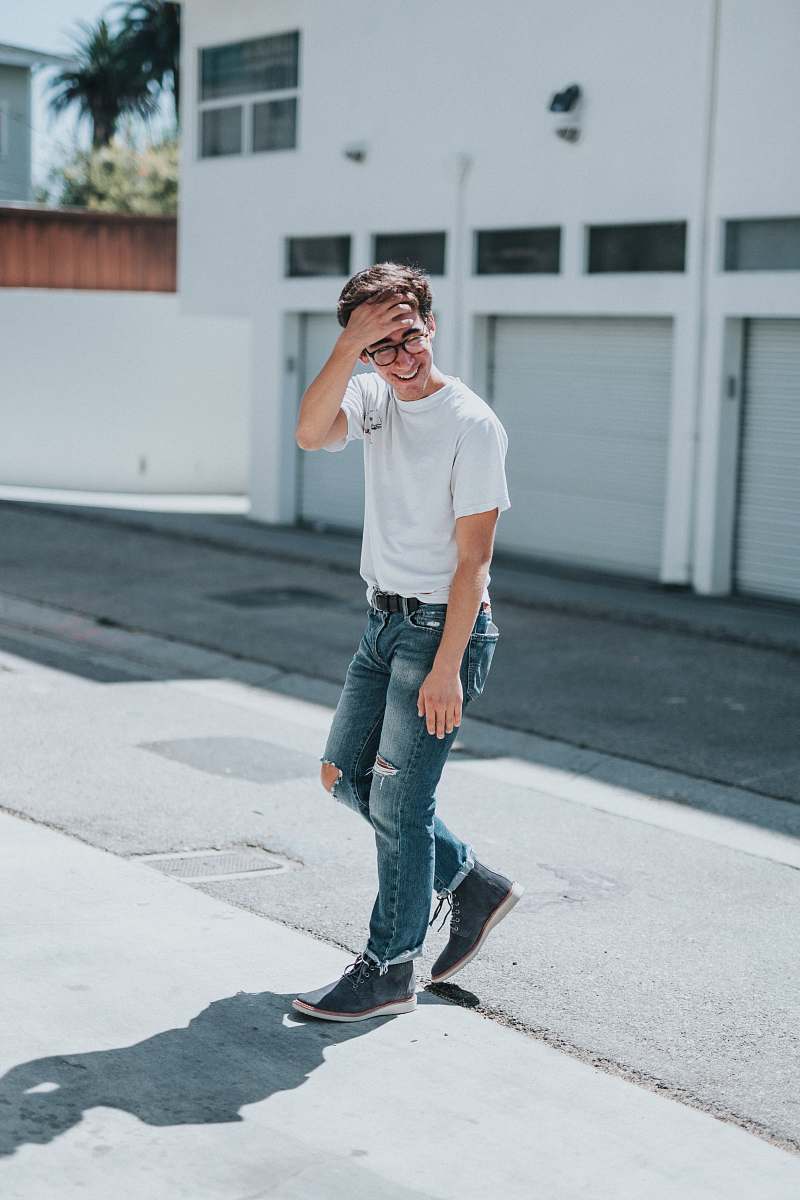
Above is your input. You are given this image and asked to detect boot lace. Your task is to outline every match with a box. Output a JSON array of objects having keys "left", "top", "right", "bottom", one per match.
[
  {"left": 429, "top": 891, "right": 460, "bottom": 934},
  {"left": 343, "top": 954, "right": 377, "bottom": 990}
]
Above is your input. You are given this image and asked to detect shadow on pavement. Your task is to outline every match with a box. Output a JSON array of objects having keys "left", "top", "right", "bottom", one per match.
[{"left": 0, "top": 989, "right": 448, "bottom": 1158}]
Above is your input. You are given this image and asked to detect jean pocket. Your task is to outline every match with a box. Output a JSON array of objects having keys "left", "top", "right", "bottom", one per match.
[
  {"left": 409, "top": 605, "right": 446, "bottom": 632},
  {"left": 466, "top": 621, "right": 499, "bottom": 701}
]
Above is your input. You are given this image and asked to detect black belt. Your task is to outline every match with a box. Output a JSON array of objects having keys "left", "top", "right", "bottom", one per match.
[{"left": 371, "top": 591, "right": 422, "bottom": 614}]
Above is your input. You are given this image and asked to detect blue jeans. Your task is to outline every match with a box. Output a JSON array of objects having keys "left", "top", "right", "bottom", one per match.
[{"left": 321, "top": 602, "right": 500, "bottom": 971}]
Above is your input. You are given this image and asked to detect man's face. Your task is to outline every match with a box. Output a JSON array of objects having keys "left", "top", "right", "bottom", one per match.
[{"left": 360, "top": 307, "right": 437, "bottom": 400}]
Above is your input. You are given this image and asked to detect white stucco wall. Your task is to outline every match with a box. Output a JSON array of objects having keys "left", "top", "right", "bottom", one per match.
[
  {"left": 178, "top": 0, "right": 800, "bottom": 593},
  {"left": 0, "top": 291, "right": 250, "bottom": 492}
]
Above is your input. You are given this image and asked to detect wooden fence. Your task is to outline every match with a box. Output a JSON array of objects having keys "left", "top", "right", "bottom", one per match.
[{"left": 0, "top": 206, "right": 177, "bottom": 292}]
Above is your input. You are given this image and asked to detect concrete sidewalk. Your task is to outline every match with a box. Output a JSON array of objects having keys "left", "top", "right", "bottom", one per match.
[{"left": 1, "top": 812, "right": 799, "bottom": 1200}]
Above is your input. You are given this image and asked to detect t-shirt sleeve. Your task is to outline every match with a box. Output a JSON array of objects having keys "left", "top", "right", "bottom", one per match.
[
  {"left": 451, "top": 416, "right": 511, "bottom": 519},
  {"left": 322, "top": 375, "right": 368, "bottom": 453}
]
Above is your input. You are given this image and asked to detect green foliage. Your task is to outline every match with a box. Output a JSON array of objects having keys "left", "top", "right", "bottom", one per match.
[
  {"left": 116, "top": 1, "right": 181, "bottom": 121},
  {"left": 48, "top": 135, "right": 178, "bottom": 215},
  {"left": 48, "top": 17, "right": 159, "bottom": 148}
]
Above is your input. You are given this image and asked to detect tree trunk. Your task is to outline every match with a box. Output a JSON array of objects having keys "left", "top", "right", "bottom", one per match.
[{"left": 92, "top": 110, "right": 116, "bottom": 148}]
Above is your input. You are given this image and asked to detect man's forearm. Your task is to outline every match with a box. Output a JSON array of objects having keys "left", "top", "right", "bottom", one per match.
[
  {"left": 434, "top": 560, "right": 488, "bottom": 674},
  {"left": 295, "top": 336, "right": 360, "bottom": 448}
]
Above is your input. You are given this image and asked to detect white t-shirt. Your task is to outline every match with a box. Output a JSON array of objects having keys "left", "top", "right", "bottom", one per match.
[{"left": 324, "top": 373, "right": 511, "bottom": 604}]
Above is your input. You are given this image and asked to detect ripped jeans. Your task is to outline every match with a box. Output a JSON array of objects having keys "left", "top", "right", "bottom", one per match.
[{"left": 321, "top": 601, "right": 500, "bottom": 971}]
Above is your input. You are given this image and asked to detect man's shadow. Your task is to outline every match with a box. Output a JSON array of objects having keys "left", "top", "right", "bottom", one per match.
[{"left": 0, "top": 989, "right": 418, "bottom": 1157}]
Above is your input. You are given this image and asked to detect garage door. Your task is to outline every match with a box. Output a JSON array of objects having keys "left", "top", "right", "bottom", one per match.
[
  {"left": 489, "top": 316, "right": 673, "bottom": 577},
  {"left": 734, "top": 319, "right": 800, "bottom": 603},
  {"left": 297, "top": 313, "right": 365, "bottom": 532}
]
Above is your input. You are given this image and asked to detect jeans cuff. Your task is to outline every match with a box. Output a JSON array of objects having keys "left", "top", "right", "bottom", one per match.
[
  {"left": 363, "top": 944, "right": 423, "bottom": 974},
  {"left": 438, "top": 849, "right": 475, "bottom": 897}
]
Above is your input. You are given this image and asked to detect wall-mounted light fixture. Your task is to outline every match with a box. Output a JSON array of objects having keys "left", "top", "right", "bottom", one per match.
[
  {"left": 343, "top": 142, "right": 368, "bottom": 163},
  {"left": 548, "top": 84, "right": 582, "bottom": 143}
]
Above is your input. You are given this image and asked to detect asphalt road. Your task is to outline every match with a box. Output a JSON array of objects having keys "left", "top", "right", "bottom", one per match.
[{"left": 0, "top": 500, "right": 798, "bottom": 802}]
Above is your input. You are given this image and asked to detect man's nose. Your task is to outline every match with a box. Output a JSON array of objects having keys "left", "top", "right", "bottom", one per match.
[{"left": 394, "top": 346, "right": 416, "bottom": 367}]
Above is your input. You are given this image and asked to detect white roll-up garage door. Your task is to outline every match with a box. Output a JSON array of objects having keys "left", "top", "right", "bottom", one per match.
[
  {"left": 297, "top": 313, "right": 365, "bottom": 532},
  {"left": 489, "top": 316, "right": 673, "bottom": 577},
  {"left": 734, "top": 319, "right": 800, "bottom": 603}
]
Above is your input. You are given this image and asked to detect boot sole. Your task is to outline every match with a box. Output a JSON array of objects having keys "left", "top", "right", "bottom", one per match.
[
  {"left": 430, "top": 882, "right": 524, "bottom": 984},
  {"left": 291, "top": 994, "right": 417, "bottom": 1022}
]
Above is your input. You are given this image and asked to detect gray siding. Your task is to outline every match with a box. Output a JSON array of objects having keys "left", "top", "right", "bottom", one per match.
[{"left": 0, "top": 64, "right": 32, "bottom": 202}]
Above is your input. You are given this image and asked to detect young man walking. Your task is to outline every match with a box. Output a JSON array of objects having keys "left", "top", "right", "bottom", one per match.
[{"left": 293, "top": 263, "right": 523, "bottom": 1021}]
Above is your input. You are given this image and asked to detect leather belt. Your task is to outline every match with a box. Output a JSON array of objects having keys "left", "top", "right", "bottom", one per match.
[
  {"left": 371, "top": 591, "right": 422, "bottom": 614},
  {"left": 371, "top": 591, "right": 492, "bottom": 616}
]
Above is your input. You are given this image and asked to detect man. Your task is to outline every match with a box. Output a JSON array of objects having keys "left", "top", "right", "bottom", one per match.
[{"left": 293, "top": 262, "right": 523, "bottom": 1022}]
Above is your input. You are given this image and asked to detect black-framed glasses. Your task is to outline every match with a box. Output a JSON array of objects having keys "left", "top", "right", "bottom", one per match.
[{"left": 365, "top": 331, "right": 430, "bottom": 367}]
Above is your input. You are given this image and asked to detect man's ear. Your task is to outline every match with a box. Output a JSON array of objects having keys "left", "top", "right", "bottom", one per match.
[
  {"left": 427, "top": 314, "right": 436, "bottom": 339},
  {"left": 358, "top": 350, "right": 370, "bottom": 364}
]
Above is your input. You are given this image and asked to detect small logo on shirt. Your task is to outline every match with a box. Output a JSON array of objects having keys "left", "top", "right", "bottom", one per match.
[{"left": 363, "top": 410, "right": 383, "bottom": 438}]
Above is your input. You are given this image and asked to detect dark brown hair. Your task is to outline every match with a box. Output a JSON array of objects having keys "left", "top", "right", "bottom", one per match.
[{"left": 337, "top": 262, "right": 433, "bottom": 328}]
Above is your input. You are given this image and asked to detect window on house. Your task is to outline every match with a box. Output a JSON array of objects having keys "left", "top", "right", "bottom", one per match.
[
  {"left": 587, "top": 222, "right": 686, "bottom": 272},
  {"left": 373, "top": 232, "right": 446, "bottom": 275},
  {"left": 475, "top": 227, "right": 560, "bottom": 274},
  {"left": 724, "top": 218, "right": 800, "bottom": 271},
  {"left": 200, "top": 106, "right": 242, "bottom": 157},
  {"left": 286, "top": 236, "right": 351, "bottom": 277},
  {"left": 198, "top": 31, "right": 300, "bottom": 158}
]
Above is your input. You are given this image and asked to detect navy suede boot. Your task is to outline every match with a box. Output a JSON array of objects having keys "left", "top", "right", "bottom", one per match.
[
  {"left": 293, "top": 955, "right": 416, "bottom": 1022},
  {"left": 429, "top": 861, "right": 523, "bottom": 984}
]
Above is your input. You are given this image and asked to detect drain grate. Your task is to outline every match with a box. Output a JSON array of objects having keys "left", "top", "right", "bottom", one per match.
[{"left": 135, "top": 846, "right": 296, "bottom": 883}]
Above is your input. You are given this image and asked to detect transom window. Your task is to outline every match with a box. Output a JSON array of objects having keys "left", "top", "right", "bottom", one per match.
[
  {"left": 724, "top": 218, "right": 800, "bottom": 271},
  {"left": 587, "top": 222, "right": 686, "bottom": 273},
  {"left": 286, "top": 236, "right": 351, "bottom": 277},
  {"left": 198, "top": 31, "right": 300, "bottom": 159},
  {"left": 373, "top": 232, "right": 446, "bottom": 275},
  {"left": 476, "top": 227, "right": 560, "bottom": 274}
]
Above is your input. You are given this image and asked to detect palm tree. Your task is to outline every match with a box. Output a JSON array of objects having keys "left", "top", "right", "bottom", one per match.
[
  {"left": 117, "top": 1, "right": 181, "bottom": 124},
  {"left": 48, "top": 17, "right": 159, "bottom": 148}
]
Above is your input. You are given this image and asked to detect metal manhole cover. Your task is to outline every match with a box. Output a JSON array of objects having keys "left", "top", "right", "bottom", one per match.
[
  {"left": 135, "top": 846, "right": 297, "bottom": 883},
  {"left": 207, "top": 587, "right": 348, "bottom": 610}
]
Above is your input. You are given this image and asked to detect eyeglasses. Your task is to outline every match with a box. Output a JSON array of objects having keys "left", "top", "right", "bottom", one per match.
[{"left": 365, "top": 331, "right": 430, "bottom": 367}]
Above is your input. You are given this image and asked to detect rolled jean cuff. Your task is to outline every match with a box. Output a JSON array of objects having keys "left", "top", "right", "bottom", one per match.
[
  {"left": 364, "top": 944, "right": 423, "bottom": 974},
  {"left": 438, "top": 849, "right": 475, "bottom": 897}
]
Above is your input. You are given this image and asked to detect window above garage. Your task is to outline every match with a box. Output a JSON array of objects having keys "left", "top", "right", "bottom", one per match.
[
  {"left": 475, "top": 227, "right": 561, "bottom": 274},
  {"left": 373, "top": 232, "right": 446, "bottom": 275},
  {"left": 724, "top": 218, "right": 800, "bottom": 271},
  {"left": 198, "top": 31, "right": 300, "bottom": 158},
  {"left": 587, "top": 222, "right": 686, "bottom": 273},
  {"left": 286, "top": 236, "right": 351, "bottom": 277}
]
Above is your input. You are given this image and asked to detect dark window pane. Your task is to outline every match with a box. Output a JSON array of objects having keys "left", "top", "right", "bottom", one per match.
[
  {"left": 373, "top": 232, "right": 446, "bottom": 275},
  {"left": 201, "top": 32, "right": 299, "bottom": 100},
  {"left": 476, "top": 227, "right": 560, "bottom": 274},
  {"left": 200, "top": 106, "right": 242, "bottom": 157},
  {"left": 252, "top": 97, "right": 297, "bottom": 152},
  {"left": 725, "top": 218, "right": 800, "bottom": 271},
  {"left": 287, "top": 236, "right": 351, "bottom": 277},
  {"left": 588, "top": 222, "right": 686, "bottom": 272}
]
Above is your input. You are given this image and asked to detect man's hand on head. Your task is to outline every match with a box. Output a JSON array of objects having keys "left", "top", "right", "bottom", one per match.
[{"left": 339, "top": 293, "right": 418, "bottom": 358}]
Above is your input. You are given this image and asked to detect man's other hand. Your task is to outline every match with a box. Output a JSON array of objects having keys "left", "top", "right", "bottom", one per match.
[{"left": 417, "top": 667, "right": 463, "bottom": 739}]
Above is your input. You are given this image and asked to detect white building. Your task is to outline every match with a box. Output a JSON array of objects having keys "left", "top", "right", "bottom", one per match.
[{"left": 177, "top": 0, "right": 800, "bottom": 603}]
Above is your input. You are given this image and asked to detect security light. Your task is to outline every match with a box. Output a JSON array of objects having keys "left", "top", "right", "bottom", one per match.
[
  {"left": 548, "top": 84, "right": 581, "bottom": 113},
  {"left": 548, "top": 84, "right": 582, "bottom": 143}
]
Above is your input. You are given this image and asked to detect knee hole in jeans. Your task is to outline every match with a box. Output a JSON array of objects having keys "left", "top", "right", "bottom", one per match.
[{"left": 320, "top": 760, "right": 343, "bottom": 797}]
